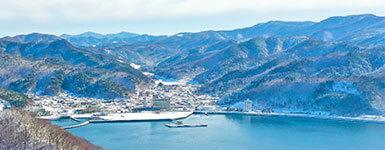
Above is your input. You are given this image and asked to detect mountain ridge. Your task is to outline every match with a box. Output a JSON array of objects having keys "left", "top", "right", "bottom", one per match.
[{"left": 1, "top": 13, "right": 385, "bottom": 116}]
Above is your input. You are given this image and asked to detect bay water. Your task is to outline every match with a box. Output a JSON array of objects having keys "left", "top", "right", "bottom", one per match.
[{"left": 51, "top": 114, "right": 385, "bottom": 150}]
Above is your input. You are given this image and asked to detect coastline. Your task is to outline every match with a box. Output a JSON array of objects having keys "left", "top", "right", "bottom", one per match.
[
  {"left": 193, "top": 111, "right": 385, "bottom": 123},
  {"left": 41, "top": 111, "right": 194, "bottom": 128},
  {"left": 40, "top": 111, "right": 385, "bottom": 125}
]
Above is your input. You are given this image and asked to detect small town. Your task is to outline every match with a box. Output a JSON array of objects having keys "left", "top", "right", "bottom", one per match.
[{"left": 25, "top": 80, "right": 224, "bottom": 117}]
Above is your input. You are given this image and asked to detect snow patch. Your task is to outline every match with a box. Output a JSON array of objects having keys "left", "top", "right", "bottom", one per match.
[
  {"left": 232, "top": 101, "right": 244, "bottom": 109},
  {"left": 237, "top": 34, "right": 243, "bottom": 39},
  {"left": 142, "top": 72, "right": 154, "bottom": 76},
  {"left": 130, "top": 63, "right": 141, "bottom": 69},
  {"left": 332, "top": 82, "right": 359, "bottom": 95},
  {"left": 323, "top": 31, "right": 334, "bottom": 41},
  {"left": 100, "top": 111, "right": 192, "bottom": 121},
  {"left": 154, "top": 78, "right": 195, "bottom": 86},
  {"left": 117, "top": 59, "right": 126, "bottom": 63},
  {"left": 155, "top": 79, "right": 187, "bottom": 85}
]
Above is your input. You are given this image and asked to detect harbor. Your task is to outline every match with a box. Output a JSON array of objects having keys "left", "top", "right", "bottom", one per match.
[
  {"left": 46, "top": 111, "right": 194, "bottom": 129},
  {"left": 44, "top": 110, "right": 385, "bottom": 130}
]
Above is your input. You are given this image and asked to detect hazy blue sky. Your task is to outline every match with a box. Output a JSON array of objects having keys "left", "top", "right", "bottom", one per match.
[{"left": 1, "top": 0, "right": 385, "bottom": 37}]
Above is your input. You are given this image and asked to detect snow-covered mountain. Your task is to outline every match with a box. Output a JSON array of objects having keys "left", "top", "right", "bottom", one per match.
[
  {"left": 1, "top": 14, "right": 385, "bottom": 116},
  {"left": 0, "top": 35, "right": 152, "bottom": 99}
]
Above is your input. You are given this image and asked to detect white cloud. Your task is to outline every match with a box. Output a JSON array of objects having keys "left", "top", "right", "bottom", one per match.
[{"left": 1, "top": 0, "right": 384, "bottom": 23}]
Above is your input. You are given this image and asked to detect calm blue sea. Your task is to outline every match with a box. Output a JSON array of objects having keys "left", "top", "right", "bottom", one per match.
[{"left": 51, "top": 114, "right": 385, "bottom": 150}]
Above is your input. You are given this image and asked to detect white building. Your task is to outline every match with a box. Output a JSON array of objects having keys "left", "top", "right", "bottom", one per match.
[
  {"left": 199, "top": 105, "right": 219, "bottom": 111},
  {"left": 244, "top": 99, "right": 253, "bottom": 112},
  {"left": 152, "top": 97, "right": 170, "bottom": 110}
]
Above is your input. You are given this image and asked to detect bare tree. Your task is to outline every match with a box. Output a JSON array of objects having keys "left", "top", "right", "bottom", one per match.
[{"left": 0, "top": 108, "right": 104, "bottom": 150}]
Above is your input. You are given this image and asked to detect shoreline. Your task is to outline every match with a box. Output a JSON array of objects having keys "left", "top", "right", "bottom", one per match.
[
  {"left": 44, "top": 111, "right": 194, "bottom": 129},
  {"left": 193, "top": 111, "right": 385, "bottom": 123},
  {"left": 41, "top": 111, "right": 385, "bottom": 125}
]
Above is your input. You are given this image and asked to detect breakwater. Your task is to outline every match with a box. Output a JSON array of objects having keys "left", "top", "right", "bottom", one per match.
[{"left": 63, "top": 121, "right": 90, "bottom": 129}]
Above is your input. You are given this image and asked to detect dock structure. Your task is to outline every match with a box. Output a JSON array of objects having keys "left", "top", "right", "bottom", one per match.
[
  {"left": 70, "top": 116, "right": 81, "bottom": 122},
  {"left": 165, "top": 123, "right": 207, "bottom": 128},
  {"left": 63, "top": 121, "right": 90, "bottom": 129}
]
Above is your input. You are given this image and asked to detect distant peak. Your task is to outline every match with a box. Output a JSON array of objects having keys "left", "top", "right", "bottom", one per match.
[
  {"left": 116, "top": 32, "right": 138, "bottom": 35},
  {"left": 350, "top": 13, "right": 378, "bottom": 17},
  {"left": 18, "top": 32, "right": 58, "bottom": 37},
  {"left": 106, "top": 32, "right": 139, "bottom": 38},
  {"left": 1, "top": 32, "right": 61, "bottom": 43},
  {"left": 321, "top": 13, "right": 384, "bottom": 22},
  {"left": 60, "top": 31, "right": 104, "bottom": 39},
  {"left": 79, "top": 31, "right": 104, "bottom": 37},
  {"left": 61, "top": 31, "right": 141, "bottom": 39}
]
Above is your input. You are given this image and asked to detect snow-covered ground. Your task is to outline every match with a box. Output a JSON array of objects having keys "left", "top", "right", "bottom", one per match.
[
  {"left": 72, "top": 113, "right": 97, "bottom": 118},
  {"left": 142, "top": 72, "right": 154, "bottom": 76},
  {"left": 100, "top": 111, "right": 193, "bottom": 121},
  {"left": 38, "top": 115, "right": 62, "bottom": 120},
  {"left": 130, "top": 63, "right": 141, "bottom": 69},
  {"left": 117, "top": 59, "right": 126, "bottom": 63},
  {"left": 155, "top": 78, "right": 190, "bottom": 85}
]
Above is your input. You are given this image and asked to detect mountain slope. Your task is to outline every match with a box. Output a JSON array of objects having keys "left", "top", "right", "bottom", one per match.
[
  {"left": 154, "top": 37, "right": 358, "bottom": 83},
  {"left": 0, "top": 37, "right": 150, "bottom": 84},
  {"left": 58, "top": 14, "right": 385, "bottom": 72},
  {"left": 1, "top": 33, "right": 61, "bottom": 43},
  {"left": 198, "top": 46, "right": 385, "bottom": 116},
  {"left": 215, "top": 14, "right": 385, "bottom": 45},
  {"left": 0, "top": 86, "right": 32, "bottom": 107},
  {"left": 0, "top": 43, "right": 150, "bottom": 99}
]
